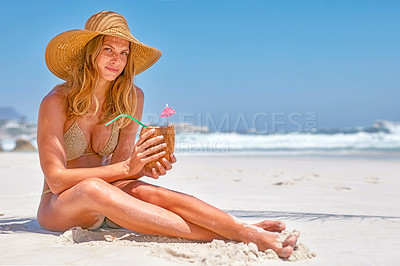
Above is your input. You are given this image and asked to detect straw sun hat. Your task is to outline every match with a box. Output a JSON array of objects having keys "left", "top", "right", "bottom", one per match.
[{"left": 45, "top": 11, "right": 162, "bottom": 80}]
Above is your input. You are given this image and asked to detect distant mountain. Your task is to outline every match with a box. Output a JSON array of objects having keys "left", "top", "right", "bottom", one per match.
[{"left": 0, "top": 107, "right": 24, "bottom": 120}]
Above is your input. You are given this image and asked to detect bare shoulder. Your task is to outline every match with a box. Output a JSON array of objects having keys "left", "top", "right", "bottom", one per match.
[
  {"left": 134, "top": 85, "right": 144, "bottom": 115},
  {"left": 135, "top": 85, "right": 144, "bottom": 102},
  {"left": 41, "top": 85, "right": 68, "bottom": 104},
  {"left": 39, "top": 85, "right": 68, "bottom": 121}
]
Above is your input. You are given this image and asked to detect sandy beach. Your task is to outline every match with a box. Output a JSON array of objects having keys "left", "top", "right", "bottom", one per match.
[{"left": 1, "top": 152, "right": 400, "bottom": 265}]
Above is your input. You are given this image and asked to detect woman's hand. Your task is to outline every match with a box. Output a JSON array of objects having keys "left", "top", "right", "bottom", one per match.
[
  {"left": 141, "top": 154, "right": 177, "bottom": 179},
  {"left": 125, "top": 128, "right": 167, "bottom": 176}
]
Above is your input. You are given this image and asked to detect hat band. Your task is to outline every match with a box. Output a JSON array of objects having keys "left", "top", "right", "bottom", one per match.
[{"left": 100, "top": 27, "right": 134, "bottom": 41}]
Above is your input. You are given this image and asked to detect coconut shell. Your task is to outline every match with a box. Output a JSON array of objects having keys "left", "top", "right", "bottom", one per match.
[{"left": 139, "top": 125, "right": 175, "bottom": 172}]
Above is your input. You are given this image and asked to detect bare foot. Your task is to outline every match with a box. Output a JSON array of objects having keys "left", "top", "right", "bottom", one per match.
[
  {"left": 253, "top": 220, "right": 286, "bottom": 232},
  {"left": 242, "top": 227, "right": 299, "bottom": 258},
  {"left": 257, "top": 231, "right": 296, "bottom": 258}
]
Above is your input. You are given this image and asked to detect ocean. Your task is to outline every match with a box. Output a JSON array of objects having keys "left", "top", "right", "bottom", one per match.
[
  {"left": 1, "top": 120, "right": 399, "bottom": 158},
  {"left": 174, "top": 121, "right": 400, "bottom": 158}
]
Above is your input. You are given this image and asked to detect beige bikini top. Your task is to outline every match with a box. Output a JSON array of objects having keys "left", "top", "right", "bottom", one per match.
[{"left": 63, "top": 119, "right": 120, "bottom": 161}]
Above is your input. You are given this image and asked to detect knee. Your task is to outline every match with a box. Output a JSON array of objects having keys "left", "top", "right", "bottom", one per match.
[
  {"left": 131, "top": 184, "right": 169, "bottom": 205},
  {"left": 75, "top": 178, "right": 108, "bottom": 200}
]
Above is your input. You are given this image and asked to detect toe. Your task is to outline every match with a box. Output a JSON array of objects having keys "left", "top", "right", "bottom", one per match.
[
  {"left": 254, "top": 220, "right": 286, "bottom": 232},
  {"left": 269, "top": 221, "right": 286, "bottom": 232},
  {"left": 278, "top": 246, "right": 293, "bottom": 258},
  {"left": 282, "top": 230, "right": 300, "bottom": 247},
  {"left": 276, "top": 221, "right": 286, "bottom": 231}
]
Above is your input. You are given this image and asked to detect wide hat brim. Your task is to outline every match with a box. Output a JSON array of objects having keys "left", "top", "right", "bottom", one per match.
[{"left": 45, "top": 29, "right": 162, "bottom": 80}]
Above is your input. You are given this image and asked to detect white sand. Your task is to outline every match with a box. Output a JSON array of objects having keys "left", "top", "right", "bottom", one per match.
[
  {"left": 58, "top": 226, "right": 315, "bottom": 264},
  {"left": 1, "top": 152, "right": 400, "bottom": 265},
  {"left": 59, "top": 227, "right": 315, "bottom": 264}
]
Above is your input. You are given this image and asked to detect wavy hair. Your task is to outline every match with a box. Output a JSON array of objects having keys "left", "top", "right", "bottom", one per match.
[{"left": 62, "top": 34, "right": 137, "bottom": 128}]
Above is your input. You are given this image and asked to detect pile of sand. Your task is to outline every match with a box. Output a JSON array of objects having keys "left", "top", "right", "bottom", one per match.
[{"left": 60, "top": 227, "right": 316, "bottom": 264}]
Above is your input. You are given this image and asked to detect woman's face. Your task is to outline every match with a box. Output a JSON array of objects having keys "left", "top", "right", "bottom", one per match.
[{"left": 97, "top": 35, "right": 130, "bottom": 82}]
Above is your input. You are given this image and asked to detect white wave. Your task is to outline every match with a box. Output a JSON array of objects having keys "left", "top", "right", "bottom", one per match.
[
  {"left": 175, "top": 130, "right": 400, "bottom": 153},
  {"left": 1, "top": 138, "right": 16, "bottom": 151},
  {"left": 373, "top": 120, "right": 400, "bottom": 134}
]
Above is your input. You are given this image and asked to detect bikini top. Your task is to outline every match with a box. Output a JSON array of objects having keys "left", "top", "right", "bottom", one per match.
[{"left": 64, "top": 119, "right": 120, "bottom": 161}]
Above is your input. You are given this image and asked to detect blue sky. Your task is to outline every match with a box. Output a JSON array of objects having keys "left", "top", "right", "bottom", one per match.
[{"left": 0, "top": 0, "right": 399, "bottom": 131}]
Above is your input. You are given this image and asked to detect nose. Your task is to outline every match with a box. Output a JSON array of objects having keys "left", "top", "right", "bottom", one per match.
[{"left": 110, "top": 52, "right": 119, "bottom": 63}]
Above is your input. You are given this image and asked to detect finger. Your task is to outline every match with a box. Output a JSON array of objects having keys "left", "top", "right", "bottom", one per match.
[
  {"left": 137, "top": 143, "right": 167, "bottom": 159},
  {"left": 143, "top": 151, "right": 166, "bottom": 163},
  {"left": 139, "top": 135, "right": 165, "bottom": 152},
  {"left": 161, "top": 158, "right": 172, "bottom": 170},
  {"left": 141, "top": 142, "right": 167, "bottom": 157},
  {"left": 136, "top": 128, "right": 156, "bottom": 146},
  {"left": 152, "top": 167, "right": 159, "bottom": 179},
  {"left": 170, "top": 154, "right": 177, "bottom": 163},
  {"left": 156, "top": 161, "right": 166, "bottom": 175}
]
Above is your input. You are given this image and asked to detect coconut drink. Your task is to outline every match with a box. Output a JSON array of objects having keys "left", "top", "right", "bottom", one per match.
[
  {"left": 140, "top": 104, "right": 176, "bottom": 171},
  {"left": 139, "top": 125, "right": 175, "bottom": 172},
  {"left": 105, "top": 104, "right": 177, "bottom": 173}
]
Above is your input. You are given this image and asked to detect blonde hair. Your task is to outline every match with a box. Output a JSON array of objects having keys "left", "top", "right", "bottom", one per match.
[{"left": 63, "top": 34, "right": 137, "bottom": 128}]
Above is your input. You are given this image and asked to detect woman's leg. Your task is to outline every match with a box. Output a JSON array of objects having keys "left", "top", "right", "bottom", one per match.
[
  {"left": 114, "top": 180, "right": 297, "bottom": 257},
  {"left": 37, "top": 178, "right": 223, "bottom": 241}
]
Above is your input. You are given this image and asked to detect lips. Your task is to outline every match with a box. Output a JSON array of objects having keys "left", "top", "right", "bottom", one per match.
[{"left": 105, "top": 66, "right": 118, "bottom": 73}]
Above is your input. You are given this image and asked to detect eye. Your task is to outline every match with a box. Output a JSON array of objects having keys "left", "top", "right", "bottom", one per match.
[{"left": 122, "top": 52, "right": 129, "bottom": 56}]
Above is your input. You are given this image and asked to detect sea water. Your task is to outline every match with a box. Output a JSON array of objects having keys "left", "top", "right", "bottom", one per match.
[
  {"left": 1, "top": 120, "right": 400, "bottom": 158},
  {"left": 174, "top": 121, "right": 400, "bottom": 158}
]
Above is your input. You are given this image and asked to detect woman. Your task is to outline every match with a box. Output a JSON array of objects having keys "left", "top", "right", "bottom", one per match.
[{"left": 37, "top": 11, "right": 298, "bottom": 258}]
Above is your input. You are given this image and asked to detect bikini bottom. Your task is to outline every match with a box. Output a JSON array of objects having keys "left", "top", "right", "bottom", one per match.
[{"left": 88, "top": 216, "right": 122, "bottom": 230}]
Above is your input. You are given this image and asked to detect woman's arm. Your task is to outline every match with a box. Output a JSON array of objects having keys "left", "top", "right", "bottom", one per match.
[
  {"left": 37, "top": 88, "right": 164, "bottom": 194},
  {"left": 37, "top": 91, "right": 129, "bottom": 194}
]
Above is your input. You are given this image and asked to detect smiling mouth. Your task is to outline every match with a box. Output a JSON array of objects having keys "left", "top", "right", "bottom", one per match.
[{"left": 105, "top": 66, "right": 118, "bottom": 73}]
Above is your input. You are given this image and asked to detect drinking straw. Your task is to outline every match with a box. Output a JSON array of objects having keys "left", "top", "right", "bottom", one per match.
[{"left": 105, "top": 114, "right": 148, "bottom": 127}]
